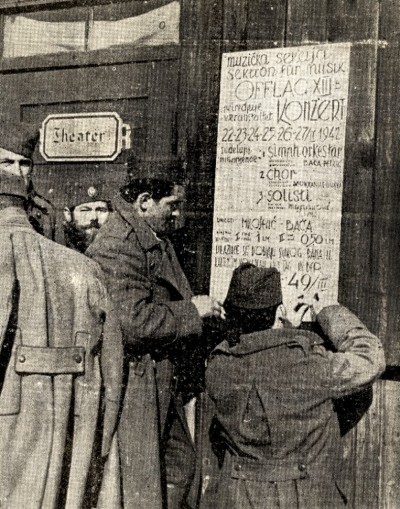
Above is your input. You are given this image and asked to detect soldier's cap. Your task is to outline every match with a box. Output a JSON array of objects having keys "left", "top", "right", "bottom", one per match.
[
  {"left": 126, "top": 151, "right": 185, "bottom": 184},
  {"left": 66, "top": 182, "right": 111, "bottom": 209},
  {"left": 0, "top": 121, "right": 39, "bottom": 198},
  {"left": 224, "top": 263, "right": 282, "bottom": 310}
]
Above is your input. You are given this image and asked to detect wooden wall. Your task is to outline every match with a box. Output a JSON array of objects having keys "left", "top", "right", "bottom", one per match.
[
  {"left": 0, "top": 0, "right": 398, "bottom": 506},
  {"left": 178, "top": 1, "right": 400, "bottom": 506},
  {"left": 180, "top": 0, "right": 400, "bottom": 363}
]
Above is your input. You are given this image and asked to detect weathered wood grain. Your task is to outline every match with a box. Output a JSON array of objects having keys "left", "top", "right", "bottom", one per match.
[
  {"left": 380, "top": 380, "right": 400, "bottom": 507},
  {"left": 373, "top": 0, "right": 400, "bottom": 364},
  {"left": 327, "top": 1, "right": 380, "bottom": 337},
  {"left": 286, "top": 0, "right": 328, "bottom": 45},
  {"left": 247, "top": 0, "right": 286, "bottom": 50}
]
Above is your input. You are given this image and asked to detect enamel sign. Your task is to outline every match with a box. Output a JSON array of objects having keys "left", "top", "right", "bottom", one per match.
[{"left": 39, "top": 112, "right": 131, "bottom": 162}]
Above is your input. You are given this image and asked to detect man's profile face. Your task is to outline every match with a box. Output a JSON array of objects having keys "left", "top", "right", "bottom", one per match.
[
  {"left": 143, "top": 185, "right": 185, "bottom": 235},
  {"left": 64, "top": 200, "right": 111, "bottom": 250}
]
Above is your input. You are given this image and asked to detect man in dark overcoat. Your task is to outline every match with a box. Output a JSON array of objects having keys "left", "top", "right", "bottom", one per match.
[
  {"left": 87, "top": 161, "right": 225, "bottom": 509},
  {"left": 0, "top": 124, "right": 123, "bottom": 508},
  {"left": 205, "top": 263, "right": 386, "bottom": 509}
]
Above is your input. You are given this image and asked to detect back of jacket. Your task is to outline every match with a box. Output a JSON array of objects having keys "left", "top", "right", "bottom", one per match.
[
  {"left": 207, "top": 329, "right": 341, "bottom": 471},
  {"left": 206, "top": 305, "right": 385, "bottom": 476},
  {"left": 0, "top": 207, "right": 122, "bottom": 509}
]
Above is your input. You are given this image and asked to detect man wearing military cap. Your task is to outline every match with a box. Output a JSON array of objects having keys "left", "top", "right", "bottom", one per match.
[
  {"left": 63, "top": 182, "right": 113, "bottom": 253},
  {"left": 87, "top": 156, "right": 225, "bottom": 509},
  {"left": 204, "top": 263, "right": 385, "bottom": 509},
  {"left": 0, "top": 121, "right": 123, "bottom": 508}
]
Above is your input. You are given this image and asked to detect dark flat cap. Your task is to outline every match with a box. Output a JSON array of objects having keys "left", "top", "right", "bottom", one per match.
[{"left": 224, "top": 263, "right": 282, "bottom": 309}]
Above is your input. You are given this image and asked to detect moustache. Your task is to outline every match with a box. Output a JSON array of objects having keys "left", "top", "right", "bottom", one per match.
[{"left": 82, "top": 220, "right": 101, "bottom": 230}]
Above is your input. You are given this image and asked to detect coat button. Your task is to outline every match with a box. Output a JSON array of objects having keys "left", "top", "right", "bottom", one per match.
[
  {"left": 298, "top": 463, "right": 307, "bottom": 472},
  {"left": 234, "top": 463, "right": 242, "bottom": 471},
  {"left": 74, "top": 354, "right": 83, "bottom": 364},
  {"left": 18, "top": 355, "right": 26, "bottom": 363}
]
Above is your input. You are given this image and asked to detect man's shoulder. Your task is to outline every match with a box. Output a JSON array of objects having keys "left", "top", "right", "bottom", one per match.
[
  {"left": 37, "top": 233, "right": 102, "bottom": 278},
  {"left": 87, "top": 210, "right": 135, "bottom": 254},
  {"left": 215, "top": 328, "right": 323, "bottom": 357},
  {"left": 99, "top": 208, "right": 133, "bottom": 238},
  {"left": 88, "top": 208, "right": 159, "bottom": 258}
]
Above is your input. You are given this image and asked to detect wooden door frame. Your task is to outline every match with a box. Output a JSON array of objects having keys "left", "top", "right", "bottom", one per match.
[
  {"left": 0, "top": 0, "right": 181, "bottom": 72},
  {"left": 0, "top": 0, "right": 156, "bottom": 13}
]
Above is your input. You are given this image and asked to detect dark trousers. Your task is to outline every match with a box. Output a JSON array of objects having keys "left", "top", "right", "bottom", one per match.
[
  {"left": 162, "top": 396, "right": 196, "bottom": 509},
  {"left": 155, "top": 358, "right": 196, "bottom": 509}
]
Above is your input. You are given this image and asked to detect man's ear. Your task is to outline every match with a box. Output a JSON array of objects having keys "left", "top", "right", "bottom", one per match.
[
  {"left": 272, "top": 304, "right": 286, "bottom": 329},
  {"left": 63, "top": 206, "right": 72, "bottom": 223},
  {"left": 137, "top": 192, "right": 153, "bottom": 212}
]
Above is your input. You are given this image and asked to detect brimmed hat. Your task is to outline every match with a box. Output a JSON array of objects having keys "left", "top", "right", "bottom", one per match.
[
  {"left": 224, "top": 263, "right": 282, "bottom": 309},
  {"left": 0, "top": 122, "right": 39, "bottom": 198}
]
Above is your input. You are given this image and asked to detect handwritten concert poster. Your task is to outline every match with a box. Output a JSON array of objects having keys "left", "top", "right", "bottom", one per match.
[{"left": 210, "top": 43, "right": 351, "bottom": 308}]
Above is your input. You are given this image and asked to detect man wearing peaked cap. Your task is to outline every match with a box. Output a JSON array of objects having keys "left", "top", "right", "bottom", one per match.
[
  {"left": 204, "top": 263, "right": 385, "bottom": 509},
  {"left": 0, "top": 122, "right": 38, "bottom": 198},
  {"left": 0, "top": 121, "right": 56, "bottom": 238},
  {"left": 63, "top": 181, "right": 113, "bottom": 253},
  {"left": 0, "top": 122, "right": 123, "bottom": 508}
]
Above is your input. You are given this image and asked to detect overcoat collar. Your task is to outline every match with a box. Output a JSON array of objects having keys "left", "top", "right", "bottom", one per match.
[
  {"left": 0, "top": 206, "right": 33, "bottom": 230},
  {"left": 213, "top": 328, "right": 324, "bottom": 357},
  {"left": 113, "top": 195, "right": 192, "bottom": 298},
  {"left": 114, "top": 195, "right": 160, "bottom": 251}
]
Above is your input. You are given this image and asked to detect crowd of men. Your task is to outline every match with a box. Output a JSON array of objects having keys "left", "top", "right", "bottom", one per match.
[{"left": 0, "top": 125, "right": 386, "bottom": 509}]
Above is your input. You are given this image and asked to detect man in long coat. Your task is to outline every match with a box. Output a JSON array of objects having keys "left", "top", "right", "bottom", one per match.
[
  {"left": 87, "top": 164, "right": 224, "bottom": 509},
  {"left": 205, "top": 263, "right": 386, "bottom": 509},
  {"left": 0, "top": 125, "right": 123, "bottom": 508}
]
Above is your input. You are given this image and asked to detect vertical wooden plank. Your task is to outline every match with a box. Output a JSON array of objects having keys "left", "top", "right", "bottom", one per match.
[
  {"left": 177, "top": 0, "right": 203, "bottom": 162},
  {"left": 353, "top": 383, "right": 384, "bottom": 509},
  {"left": 247, "top": 0, "right": 286, "bottom": 50},
  {"left": 286, "top": 0, "right": 328, "bottom": 45},
  {"left": 177, "top": 0, "right": 224, "bottom": 292},
  {"left": 324, "top": 3, "right": 380, "bottom": 508},
  {"left": 146, "top": 59, "right": 179, "bottom": 159},
  {"left": 374, "top": 0, "right": 400, "bottom": 364},
  {"left": 178, "top": 0, "right": 223, "bottom": 185},
  {"left": 327, "top": 1, "right": 380, "bottom": 334},
  {"left": 381, "top": 379, "right": 400, "bottom": 508},
  {"left": 222, "top": 0, "right": 249, "bottom": 53}
]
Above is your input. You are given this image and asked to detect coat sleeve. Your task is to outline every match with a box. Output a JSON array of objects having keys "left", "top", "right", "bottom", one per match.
[
  {"left": 87, "top": 262, "right": 124, "bottom": 457},
  {"left": 100, "top": 297, "right": 124, "bottom": 457},
  {"left": 316, "top": 305, "right": 386, "bottom": 398},
  {"left": 87, "top": 229, "right": 203, "bottom": 352}
]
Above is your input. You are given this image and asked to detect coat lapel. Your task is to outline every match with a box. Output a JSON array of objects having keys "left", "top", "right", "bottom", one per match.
[
  {"left": 115, "top": 197, "right": 192, "bottom": 299},
  {"left": 154, "top": 239, "right": 192, "bottom": 299}
]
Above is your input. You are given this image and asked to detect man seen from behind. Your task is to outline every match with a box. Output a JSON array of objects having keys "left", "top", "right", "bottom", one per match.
[{"left": 205, "top": 263, "right": 385, "bottom": 509}]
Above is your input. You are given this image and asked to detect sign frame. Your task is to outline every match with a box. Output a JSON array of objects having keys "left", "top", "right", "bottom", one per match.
[{"left": 39, "top": 111, "right": 131, "bottom": 162}]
